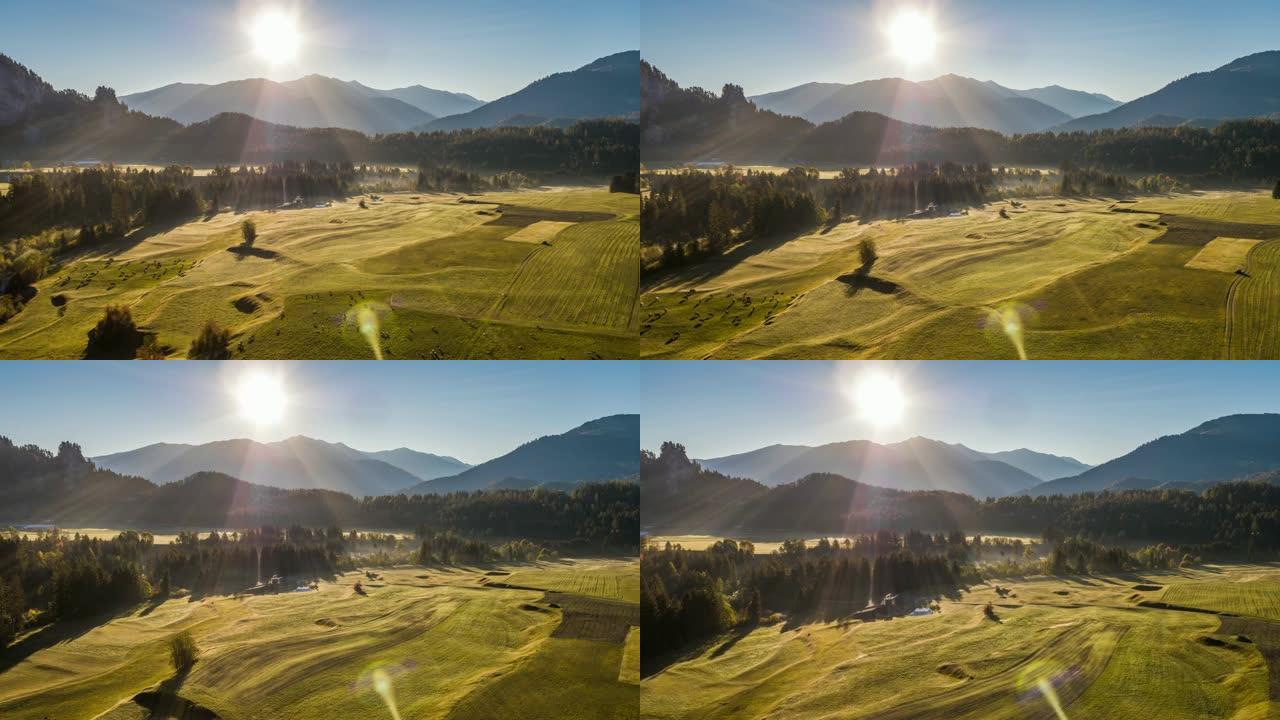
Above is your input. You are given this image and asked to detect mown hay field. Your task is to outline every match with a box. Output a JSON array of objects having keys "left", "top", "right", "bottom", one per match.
[
  {"left": 0, "top": 558, "right": 639, "bottom": 720},
  {"left": 641, "top": 191, "right": 1280, "bottom": 359},
  {"left": 643, "top": 564, "right": 1279, "bottom": 720},
  {"left": 0, "top": 187, "right": 638, "bottom": 359}
]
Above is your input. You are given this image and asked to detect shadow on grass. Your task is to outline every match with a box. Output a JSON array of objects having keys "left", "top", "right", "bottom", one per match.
[
  {"left": 837, "top": 271, "right": 901, "bottom": 297},
  {"left": 0, "top": 606, "right": 140, "bottom": 674},
  {"left": 226, "top": 245, "right": 280, "bottom": 260},
  {"left": 643, "top": 227, "right": 816, "bottom": 291},
  {"left": 134, "top": 665, "right": 221, "bottom": 719}
]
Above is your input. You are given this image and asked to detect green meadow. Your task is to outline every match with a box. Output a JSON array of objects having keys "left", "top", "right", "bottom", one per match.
[
  {"left": 642, "top": 564, "right": 1280, "bottom": 720},
  {"left": 640, "top": 190, "right": 1280, "bottom": 359},
  {"left": 0, "top": 558, "right": 639, "bottom": 720},
  {"left": 0, "top": 187, "right": 639, "bottom": 359}
]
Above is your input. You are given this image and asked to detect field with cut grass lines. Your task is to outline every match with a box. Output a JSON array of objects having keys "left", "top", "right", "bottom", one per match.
[
  {"left": 0, "top": 558, "right": 639, "bottom": 720},
  {"left": 643, "top": 565, "right": 1279, "bottom": 720},
  {"left": 641, "top": 191, "right": 1280, "bottom": 359},
  {"left": 0, "top": 187, "right": 638, "bottom": 360}
]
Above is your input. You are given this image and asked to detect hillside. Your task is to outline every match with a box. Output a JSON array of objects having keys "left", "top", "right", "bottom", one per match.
[
  {"left": 1028, "top": 414, "right": 1280, "bottom": 495},
  {"left": 641, "top": 61, "right": 813, "bottom": 162},
  {"left": 408, "top": 414, "right": 639, "bottom": 494},
  {"left": 1057, "top": 51, "right": 1280, "bottom": 131},
  {"left": 93, "top": 436, "right": 436, "bottom": 496},
  {"left": 425, "top": 51, "right": 639, "bottom": 131},
  {"left": 697, "top": 436, "right": 1041, "bottom": 497},
  {"left": 0, "top": 53, "right": 57, "bottom": 125}
]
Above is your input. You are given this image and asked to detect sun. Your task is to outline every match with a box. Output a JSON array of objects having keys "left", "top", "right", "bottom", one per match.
[
  {"left": 249, "top": 8, "right": 301, "bottom": 65},
  {"left": 850, "top": 372, "right": 907, "bottom": 427},
  {"left": 885, "top": 9, "right": 937, "bottom": 65},
  {"left": 234, "top": 370, "right": 288, "bottom": 426}
]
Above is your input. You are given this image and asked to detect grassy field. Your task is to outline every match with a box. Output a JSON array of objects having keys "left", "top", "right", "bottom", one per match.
[
  {"left": 0, "top": 558, "right": 639, "bottom": 720},
  {"left": 641, "top": 190, "right": 1280, "bottom": 359},
  {"left": 0, "top": 187, "right": 639, "bottom": 359},
  {"left": 642, "top": 564, "right": 1280, "bottom": 720}
]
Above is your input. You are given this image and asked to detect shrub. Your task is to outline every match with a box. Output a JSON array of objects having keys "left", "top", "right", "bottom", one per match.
[
  {"left": 241, "top": 218, "right": 256, "bottom": 247},
  {"left": 84, "top": 305, "right": 143, "bottom": 359},
  {"left": 169, "top": 630, "right": 199, "bottom": 672},
  {"left": 188, "top": 320, "right": 232, "bottom": 359}
]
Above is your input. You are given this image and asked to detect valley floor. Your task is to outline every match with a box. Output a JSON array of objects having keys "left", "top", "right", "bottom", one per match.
[
  {"left": 0, "top": 186, "right": 639, "bottom": 359},
  {"left": 641, "top": 563, "right": 1280, "bottom": 720},
  {"left": 0, "top": 558, "right": 640, "bottom": 720},
  {"left": 640, "top": 190, "right": 1280, "bottom": 359}
]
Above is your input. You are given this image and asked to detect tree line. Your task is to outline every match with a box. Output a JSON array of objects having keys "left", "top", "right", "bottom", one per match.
[
  {"left": 0, "top": 523, "right": 570, "bottom": 648},
  {"left": 0, "top": 436, "right": 640, "bottom": 551},
  {"left": 640, "top": 535, "right": 971, "bottom": 663}
]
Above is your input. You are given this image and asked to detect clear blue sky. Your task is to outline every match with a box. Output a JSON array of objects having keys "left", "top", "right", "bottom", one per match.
[
  {"left": 643, "top": 0, "right": 1280, "bottom": 101},
  {"left": 639, "top": 362, "right": 1280, "bottom": 466},
  {"left": 0, "top": 361, "right": 638, "bottom": 463},
  {"left": 4, "top": 0, "right": 636, "bottom": 98}
]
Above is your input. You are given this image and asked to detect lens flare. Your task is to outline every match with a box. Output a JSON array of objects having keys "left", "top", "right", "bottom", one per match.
[
  {"left": 371, "top": 668, "right": 401, "bottom": 720},
  {"left": 346, "top": 302, "right": 389, "bottom": 360},
  {"left": 985, "top": 303, "right": 1037, "bottom": 360},
  {"left": 1015, "top": 659, "right": 1072, "bottom": 719}
]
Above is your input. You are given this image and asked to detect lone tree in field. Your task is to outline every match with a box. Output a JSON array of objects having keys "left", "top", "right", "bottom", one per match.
[
  {"left": 241, "top": 218, "right": 256, "bottom": 247},
  {"left": 169, "top": 630, "right": 199, "bottom": 672},
  {"left": 188, "top": 320, "right": 232, "bottom": 359},
  {"left": 84, "top": 305, "right": 142, "bottom": 359},
  {"left": 1273, "top": 179, "right": 1280, "bottom": 199},
  {"left": 857, "top": 238, "right": 878, "bottom": 276}
]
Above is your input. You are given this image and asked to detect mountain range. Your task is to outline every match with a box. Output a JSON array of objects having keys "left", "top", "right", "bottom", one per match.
[
  {"left": 421, "top": 51, "right": 640, "bottom": 131},
  {"left": 93, "top": 437, "right": 469, "bottom": 497},
  {"left": 121, "top": 75, "right": 484, "bottom": 135},
  {"left": 1026, "top": 414, "right": 1280, "bottom": 495},
  {"left": 1056, "top": 51, "right": 1280, "bottom": 131},
  {"left": 86, "top": 414, "right": 639, "bottom": 498},
  {"left": 642, "top": 50, "right": 1280, "bottom": 164},
  {"left": 407, "top": 414, "right": 640, "bottom": 494},
  {"left": 697, "top": 438, "right": 1088, "bottom": 498},
  {"left": 0, "top": 49, "right": 638, "bottom": 161},
  {"left": 645, "top": 414, "right": 1280, "bottom": 535},
  {"left": 749, "top": 75, "right": 1120, "bottom": 133}
]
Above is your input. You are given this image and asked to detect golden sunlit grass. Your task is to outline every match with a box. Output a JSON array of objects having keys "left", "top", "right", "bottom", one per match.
[
  {"left": 0, "top": 188, "right": 638, "bottom": 359},
  {"left": 641, "top": 191, "right": 1280, "bottom": 359},
  {"left": 1184, "top": 237, "right": 1260, "bottom": 272},
  {"left": 0, "top": 559, "right": 639, "bottom": 720},
  {"left": 642, "top": 564, "right": 1277, "bottom": 720}
]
